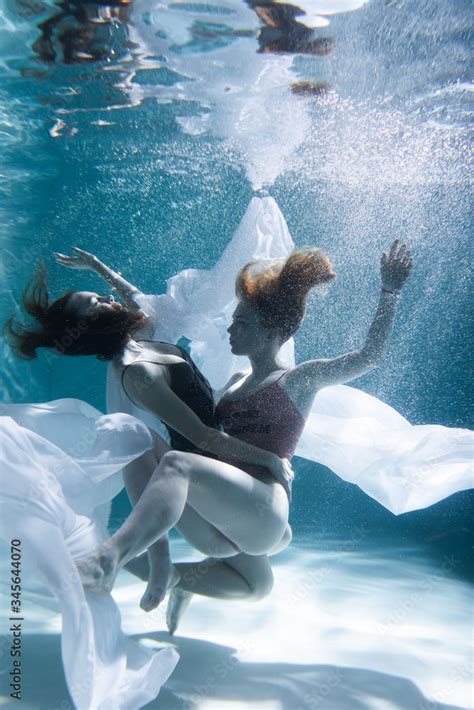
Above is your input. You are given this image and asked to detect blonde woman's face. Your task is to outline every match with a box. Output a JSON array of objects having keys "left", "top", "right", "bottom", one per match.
[{"left": 227, "top": 300, "right": 265, "bottom": 355}]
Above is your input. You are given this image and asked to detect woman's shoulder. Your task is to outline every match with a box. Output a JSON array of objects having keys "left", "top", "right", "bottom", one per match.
[
  {"left": 214, "top": 370, "right": 249, "bottom": 401},
  {"left": 131, "top": 340, "right": 187, "bottom": 366},
  {"left": 118, "top": 342, "right": 176, "bottom": 390},
  {"left": 226, "top": 370, "right": 249, "bottom": 385},
  {"left": 276, "top": 366, "right": 318, "bottom": 420},
  {"left": 120, "top": 357, "right": 172, "bottom": 408}
]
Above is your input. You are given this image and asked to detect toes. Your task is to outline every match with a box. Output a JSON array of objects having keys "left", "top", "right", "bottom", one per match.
[
  {"left": 140, "top": 593, "right": 151, "bottom": 612},
  {"left": 168, "top": 589, "right": 193, "bottom": 630},
  {"left": 140, "top": 588, "right": 166, "bottom": 612},
  {"left": 142, "top": 598, "right": 160, "bottom": 612},
  {"left": 166, "top": 611, "right": 177, "bottom": 636},
  {"left": 140, "top": 596, "right": 150, "bottom": 612}
]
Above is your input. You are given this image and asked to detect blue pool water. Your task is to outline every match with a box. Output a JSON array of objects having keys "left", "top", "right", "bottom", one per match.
[{"left": 0, "top": 0, "right": 472, "bottom": 707}]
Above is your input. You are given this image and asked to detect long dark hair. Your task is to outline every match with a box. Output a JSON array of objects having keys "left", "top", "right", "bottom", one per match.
[
  {"left": 5, "top": 263, "right": 147, "bottom": 360},
  {"left": 236, "top": 248, "right": 336, "bottom": 342}
]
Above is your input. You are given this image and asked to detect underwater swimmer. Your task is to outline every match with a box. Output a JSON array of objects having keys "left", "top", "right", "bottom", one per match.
[
  {"left": 46, "top": 239, "right": 411, "bottom": 633},
  {"left": 7, "top": 252, "right": 294, "bottom": 611}
]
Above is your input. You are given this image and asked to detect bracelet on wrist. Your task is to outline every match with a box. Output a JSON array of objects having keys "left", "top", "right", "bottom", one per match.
[{"left": 381, "top": 287, "right": 400, "bottom": 296}]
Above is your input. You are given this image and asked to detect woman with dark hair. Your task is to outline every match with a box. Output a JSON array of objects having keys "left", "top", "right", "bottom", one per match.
[
  {"left": 5, "top": 261, "right": 148, "bottom": 360},
  {"left": 7, "top": 249, "right": 299, "bottom": 613},
  {"left": 20, "top": 236, "right": 413, "bottom": 635},
  {"left": 8, "top": 194, "right": 471, "bottom": 643}
]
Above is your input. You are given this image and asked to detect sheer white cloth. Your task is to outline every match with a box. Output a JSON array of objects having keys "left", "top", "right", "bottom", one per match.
[
  {"left": 0, "top": 401, "right": 179, "bottom": 709},
  {"left": 0, "top": 196, "right": 471, "bottom": 705},
  {"left": 108, "top": 196, "right": 473, "bottom": 515}
]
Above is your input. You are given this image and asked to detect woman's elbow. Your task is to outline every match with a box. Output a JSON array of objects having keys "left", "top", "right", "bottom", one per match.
[{"left": 360, "top": 347, "right": 384, "bottom": 370}]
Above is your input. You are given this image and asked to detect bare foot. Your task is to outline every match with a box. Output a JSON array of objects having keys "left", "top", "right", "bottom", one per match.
[
  {"left": 140, "top": 561, "right": 180, "bottom": 612},
  {"left": 75, "top": 545, "right": 120, "bottom": 593},
  {"left": 166, "top": 588, "right": 193, "bottom": 635}
]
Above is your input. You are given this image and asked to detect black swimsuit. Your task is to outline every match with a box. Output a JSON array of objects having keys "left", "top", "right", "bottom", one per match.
[{"left": 121, "top": 341, "right": 218, "bottom": 456}]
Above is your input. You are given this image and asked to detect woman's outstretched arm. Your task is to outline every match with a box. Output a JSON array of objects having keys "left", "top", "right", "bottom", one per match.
[
  {"left": 286, "top": 239, "right": 413, "bottom": 394},
  {"left": 54, "top": 247, "right": 143, "bottom": 310}
]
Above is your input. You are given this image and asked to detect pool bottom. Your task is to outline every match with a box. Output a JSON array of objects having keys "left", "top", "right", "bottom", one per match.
[{"left": 1, "top": 535, "right": 470, "bottom": 710}]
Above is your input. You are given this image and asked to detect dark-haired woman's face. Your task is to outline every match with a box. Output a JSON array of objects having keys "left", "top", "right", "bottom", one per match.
[
  {"left": 227, "top": 300, "right": 268, "bottom": 356},
  {"left": 65, "top": 291, "right": 123, "bottom": 320}
]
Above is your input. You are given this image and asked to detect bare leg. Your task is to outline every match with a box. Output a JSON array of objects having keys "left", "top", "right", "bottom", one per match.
[
  {"left": 126, "top": 512, "right": 285, "bottom": 630},
  {"left": 122, "top": 447, "right": 179, "bottom": 611},
  {"left": 127, "top": 550, "right": 274, "bottom": 635},
  {"left": 125, "top": 445, "right": 243, "bottom": 611},
  {"left": 125, "top": 502, "right": 244, "bottom": 620},
  {"left": 168, "top": 552, "right": 274, "bottom": 634},
  {"left": 268, "top": 522, "right": 292, "bottom": 556},
  {"left": 76, "top": 451, "right": 288, "bottom": 594},
  {"left": 165, "top": 524, "right": 290, "bottom": 634},
  {"left": 174, "top": 504, "right": 241, "bottom": 558},
  {"left": 127, "top": 554, "right": 254, "bottom": 633},
  {"left": 124, "top": 502, "right": 241, "bottom": 583},
  {"left": 165, "top": 521, "right": 290, "bottom": 630},
  {"left": 127, "top": 553, "right": 264, "bottom": 598}
]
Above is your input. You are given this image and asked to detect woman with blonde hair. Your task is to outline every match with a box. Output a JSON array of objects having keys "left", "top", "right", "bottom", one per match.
[
  {"left": 39, "top": 235, "right": 411, "bottom": 634},
  {"left": 6, "top": 197, "right": 472, "bottom": 702}
]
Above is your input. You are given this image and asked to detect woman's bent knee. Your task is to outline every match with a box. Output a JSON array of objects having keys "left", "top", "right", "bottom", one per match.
[
  {"left": 160, "top": 450, "right": 190, "bottom": 476},
  {"left": 224, "top": 555, "right": 274, "bottom": 600},
  {"left": 250, "top": 571, "right": 274, "bottom": 600}
]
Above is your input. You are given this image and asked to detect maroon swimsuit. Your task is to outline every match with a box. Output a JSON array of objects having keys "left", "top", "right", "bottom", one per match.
[{"left": 216, "top": 372, "right": 306, "bottom": 483}]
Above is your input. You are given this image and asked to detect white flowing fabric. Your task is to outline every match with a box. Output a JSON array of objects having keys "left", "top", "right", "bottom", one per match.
[
  {"left": 109, "top": 196, "right": 473, "bottom": 515},
  {"left": 0, "top": 401, "right": 179, "bottom": 709},
  {"left": 106, "top": 192, "right": 296, "bottom": 435}
]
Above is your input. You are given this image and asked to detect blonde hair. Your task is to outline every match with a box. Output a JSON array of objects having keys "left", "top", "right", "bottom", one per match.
[{"left": 235, "top": 248, "right": 336, "bottom": 342}]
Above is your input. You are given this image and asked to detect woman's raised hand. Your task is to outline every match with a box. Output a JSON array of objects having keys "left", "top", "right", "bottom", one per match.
[
  {"left": 54, "top": 247, "right": 100, "bottom": 272},
  {"left": 269, "top": 455, "right": 295, "bottom": 502},
  {"left": 380, "top": 239, "right": 413, "bottom": 293}
]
